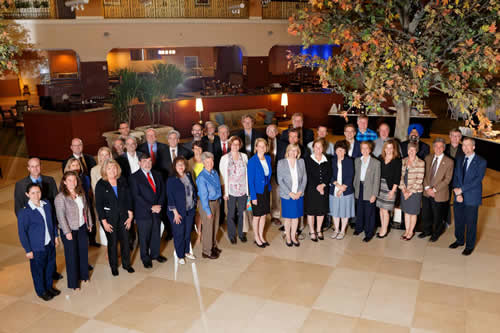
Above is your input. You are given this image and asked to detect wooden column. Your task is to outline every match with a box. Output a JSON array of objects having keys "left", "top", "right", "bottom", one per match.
[{"left": 249, "top": 0, "right": 262, "bottom": 19}]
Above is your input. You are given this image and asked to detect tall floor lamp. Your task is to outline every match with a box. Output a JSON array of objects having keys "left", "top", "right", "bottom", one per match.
[
  {"left": 281, "top": 93, "right": 288, "bottom": 119},
  {"left": 196, "top": 98, "right": 204, "bottom": 124}
]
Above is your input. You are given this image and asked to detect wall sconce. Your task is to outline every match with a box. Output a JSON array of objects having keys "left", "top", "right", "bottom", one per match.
[
  {"left": 195, "top": 98, "right": 204, "bottom": 124},
  {"left": 281, "top": 93, "right": 288, "bottom": 119}
]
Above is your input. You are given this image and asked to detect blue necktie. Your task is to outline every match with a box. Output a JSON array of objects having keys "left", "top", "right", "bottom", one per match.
[{"left": 462, "top": 157, "right": 469, "bottom": 182}]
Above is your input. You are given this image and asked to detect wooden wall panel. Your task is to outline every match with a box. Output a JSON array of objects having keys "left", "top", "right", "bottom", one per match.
[{"left": 262, "top": 1, "right": 307, "bottom": 19}]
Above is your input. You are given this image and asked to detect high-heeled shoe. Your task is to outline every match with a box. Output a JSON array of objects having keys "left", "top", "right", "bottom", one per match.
[
  {"left": 309, "top": 232, "right": 318, "bottom": 242},
  {"left": 317, "top": 231, "right": 324, "bottom": 240},
  {"left": 254, "top": 241, "right": 266, "bottom": 248},
  {"left": 292, "top": 240, "right": 300, "bottom": 247},
  {"left": 286, "top": 241, "right": 293, "bottom": 247}
]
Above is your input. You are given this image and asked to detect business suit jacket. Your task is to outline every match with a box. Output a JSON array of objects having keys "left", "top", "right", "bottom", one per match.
[
  {"left": 166, "top": 174, "right": 197, "bottom": 220},
  {"left": 54, "top": 192, "right": 93, "bottom": 235},
  {"left": 116, "top": 152, "right": 144, "bottom": 179},
  {"left": 62, "top": 154, "right": 96, "bottom": 177},
  {"left": 137, "top": 141, "right": 170, "bottom": 179},
  {"left": 401, "top": 140, "right": 430, "bottom": 160},
  {"left": 129, "top": 169, "right": 166, "bottom": 220},
  {"left": 330, "top": 156, "right": 355, "bottom": 196},
  {"left": 349, "top": 140, "right": 362, "bottom": 158},
  {"left": 205, "top": 135, "right": 225, "bottom": 171},
  {"left": 445, "top": 143, "right": 465, "bottom": 161},
  {"left": 277, "top": 158, "right": 307, "bottom": 199},
  {"left": 452, "top": 155, "right": 487, "bottom": 206},
  {"left": 247, "top": 154, "right": 272, "bottom": 200},
  {"left": 14, "top": 175, "right": 58, "bottom": 216},
  {"left": 236, "top": 128, "right": 264, "bottom": 156},
  {"left": 17, "top": 201, "right": 58, "bottom": 253},
  {"left": 423, "top": 154, "right": 454, "bottom": 202},
  {"left": 162, "top": 145, "right": 192, "bottom": 178},
  {"left": 95, "top": 177, "right": 133, "bottom": 226},
  {"left": 354, "top": 156, "right": 381, "bottom": 200},
  {"left": 281, "top": 127, "right": 315, "bottom": 147}
]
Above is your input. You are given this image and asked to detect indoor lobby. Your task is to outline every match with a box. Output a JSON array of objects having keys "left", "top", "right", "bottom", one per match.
[{"left": 1, "top": 0, "right": 500, "bottom": 332}]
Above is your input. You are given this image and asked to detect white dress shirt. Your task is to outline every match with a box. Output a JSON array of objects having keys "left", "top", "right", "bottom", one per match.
[
  {"left": 170, "top": 146, "right": 178, "bottom": 161},
  {"left": 127, "top": 152, "right": 140, "bottom": 174},
  {"left": 74, "top": 196, "right": 85, "bottom": 228},
  {"left": 288, "top": 159, "right": 299, "bottom": 193},
  {"left": 221, "top": 141, "right": 229, "bottom": 154},
  {"left": 360, "top": 155, "right": 371, "bottom": 181},
  {"left": 334, "top": 161, "right": 343, "bottom": 196},
  {"left": 260, "top": 158, "right": 269, "bottom": 176},
  {"left": 28, "top": 200, "right": 51, "bottom": 245}
]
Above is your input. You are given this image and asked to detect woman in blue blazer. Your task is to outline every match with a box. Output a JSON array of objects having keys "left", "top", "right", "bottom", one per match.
[
  {"left": 167, "top": 156, "right": 197, "bottom": 264},
  {"left": 247, "top": 138, "right": 272, "bottom": 248},
  {"left": 17, "top": 183, "right": 60, "bottom": 301},
  {"left": 329, "top": 140, "right": 355, "bottom": 240}
]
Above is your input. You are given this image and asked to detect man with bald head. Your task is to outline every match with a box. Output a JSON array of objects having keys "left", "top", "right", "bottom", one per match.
[
  {"left": 14, "top": 157, "right": 63, "bottom": 280},
  {"left": 62, "top": 138, "right": 97, "bottom": 177}
]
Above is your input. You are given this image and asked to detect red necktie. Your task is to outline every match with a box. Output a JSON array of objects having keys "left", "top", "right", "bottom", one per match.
[
  {"left": 223, "top": 142, "right": 227, "bottom": 154},
  {"left": 150, "top": 145, "right": 156, "bottom": 165},
  {"left": 147, "top": 172, "right": 156, "bottom": 193}
]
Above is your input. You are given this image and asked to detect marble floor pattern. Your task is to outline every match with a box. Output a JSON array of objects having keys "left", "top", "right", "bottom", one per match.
[{"left": 0, "top": 155, "right": 499, "bottom": 333}]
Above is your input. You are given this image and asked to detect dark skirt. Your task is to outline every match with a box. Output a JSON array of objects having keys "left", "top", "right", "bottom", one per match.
[
  {"left": 251, "top": 188, "right": 270, "bottom": 217},
  {"left": 401, "top": 191, "right": 422, "bottom": 215},
  {"left": 304, "top": 185, "right": 330, "bottom": 216}
]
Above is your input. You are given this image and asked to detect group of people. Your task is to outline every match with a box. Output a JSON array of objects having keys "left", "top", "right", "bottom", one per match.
[{"left": 15, "top": 112, "right": 487, "bottom": 302}]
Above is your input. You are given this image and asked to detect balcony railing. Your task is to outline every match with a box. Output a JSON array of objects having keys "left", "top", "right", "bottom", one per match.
[{"left": 1, "top": 0, "right": 55, "bottom": 19}]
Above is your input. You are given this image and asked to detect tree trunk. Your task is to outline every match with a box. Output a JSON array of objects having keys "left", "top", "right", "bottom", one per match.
[{"left": 395, "top": 101, "right": 410, "bottom": 141}]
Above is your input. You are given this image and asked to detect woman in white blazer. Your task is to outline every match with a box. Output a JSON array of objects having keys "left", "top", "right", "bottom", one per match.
[
  {"left": 277, "top": 144, "right": 307, "bottom": 247},
  {"left": 220, "top": 136, "right": 249, "bottom": 244}
]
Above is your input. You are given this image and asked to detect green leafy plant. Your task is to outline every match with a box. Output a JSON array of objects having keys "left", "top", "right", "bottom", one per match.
[
  {"left": 152, "top": 63, "right": 185, "bottom": 99},
  {"left": 33, "top": 1, "right": 41, "bottom": 8},
  {"left": 288, "top": 0, "right": 499, "bottom": 139},
  {"left": 40, "top": 0, "right": 48, "bottom": 7},
  {"left": 138, "top": 74, "right": 163, "bottom": 125},
  {"left": 111, "top": 68, "right": 141, "bottom": 126}
]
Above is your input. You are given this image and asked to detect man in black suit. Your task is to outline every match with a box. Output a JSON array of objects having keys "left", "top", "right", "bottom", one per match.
[
  {"left": 208, "top": 124, "right": 230, "bottom": 172},
  {"left": 236, "top": 114, "right": 264, "bottom": 157},
  {"left": 62, "top": 138, "right": 96, "bottom": 177},
  {"left": 129, "top": 155, "right": 167, "bottom": 268},
  {"left": 400, "top": 124, "right": 430, "bottom": 159},
  {"left": 280, "top": 112, "right": 315, "bottom": 148},
  {"left": 183, "top": 123, "right": 204, "bottom": 155},
  {"left": 137, "top": 128, "right": 170, "bottom": 180},
  {"left": 277, "top": 127, "right": 304, "bottom": 161},
  {"left": 14, "top": 157, "right": 63, "bottom": 280},
  {"left": 61, "top": 138, "right": 99, "bottom": 247},
  {"left": 164, "top": 129, "right": 192, "bottom": 177},
  {"left": 202, "top": 121, "right": 220, "bottom": 156},
  {"left": 266, "top": 124, "right": 282, "bottom": 225}
]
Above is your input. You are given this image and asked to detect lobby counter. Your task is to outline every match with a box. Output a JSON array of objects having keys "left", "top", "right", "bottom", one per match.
[{"left": 24, "top": 106, "right": 115, "bottom": 160}]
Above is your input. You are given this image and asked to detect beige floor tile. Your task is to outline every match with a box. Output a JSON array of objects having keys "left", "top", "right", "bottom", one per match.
[
  {"left": 345, "top": 234, "right": 387, "bottom": 257},
  {"left": 0, "top": 243, "right": 24, "bottom": 264},
  {"left": 354, "top": 318, "right": 410, "bottom": 333},
  {"left": 361, "top": 274, "right": 419, "bottom": 327},
  {"left": 416, "top": 281, "right": 465, "bottom": 309},
  {"left": 412, "top": 301, "right": 465, "bottom": 333},
  {"left": 464, "top": 252, "right": 500, "bottom": 293},
  {"left": 74, "top": 319, "right": 143, "bottom": 333},
  {"left": 0, "top": 300, "right": 51, "bottom": 333},
  {"left": 0, "top": 294, "right": 18, "bottom": 311},
  {"left": 23, "top": 308, "right": 88, "bottom": 333},
  {"left": 313, "top": 268, "right": 375, "bottom": 317},
  {"left": 0, "top": 223, "right": 24, "bottom": 246},
  {"left": 383, "top": 230, "right": 429, "bottom": 262},
  {"left": 466, "top": 310, "right": 500, "bottom": 333},
  {"left": 420, "top": 247, "right": 466, "bottom": 288},
  {"left": 465, "top": 288, "right": 500, "bottom": 316},
  {"left": 0, "top": 259, "right": 38, "bottom": 297},
  {"left": 243, "top": 300, "right": 311, "bottom": 333},
  {"left": 299, "top": 309, "right": 358, "bottom": 333},
  {"left": 337, "top": 252, "right": 383, "bottom": 272},
  {"left": 0, "top": 208, "right": 16, "bottom": 228},
  {"left": 376, "top": 257, "right": 422, "bottom": 280}
]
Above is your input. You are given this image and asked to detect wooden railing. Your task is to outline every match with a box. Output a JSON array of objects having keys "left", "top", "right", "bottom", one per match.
[
  {"left": 262, "top": 0, "right": 307, "bottom": 19},
  {"left": 1, "top": 0, "right": 57, "bottom": 18}
]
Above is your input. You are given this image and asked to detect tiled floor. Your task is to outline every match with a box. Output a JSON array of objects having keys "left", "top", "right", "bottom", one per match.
[{"left": 0, "top": 155, "right": 499, "bottom": 333}]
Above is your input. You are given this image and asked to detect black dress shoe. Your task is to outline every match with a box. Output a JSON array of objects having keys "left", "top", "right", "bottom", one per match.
[
  {"left": 124, "top": 266, "right": 135, "bottom": 273},
  {"left": 353, "top": 231, "right": 361, "bottom": 236},
  {"left": 254, "top": 241, "right": 266, "bottom": 248},
  {"left": 143, "top": 262, "right": 153, "bottom": 268},
  {"left": 230, "top": 237, "right": 237, "bottom": 244},
  {"left": 449, "top": 241, "right": 464, "bottom": 249},
  {"left": 418, "top": 232, "right": 431, "bottom": 239},
  {"left": 39, "top": 292, "right": 53, "bottom": 301},
  {"left": 239, "top": 235, "right": 247, "bottom": 243},
  {"left": 111, "top": 268, "right": 119, "bottom": 276},
  {"left": 292, "top": 241, "right": 300, "bottom": 247},
  {"left": 202, "top": 252, "right": 218, "bottom": 259},
  {"left": 213, "top": 247, "right": 222, "bottom": 254},
  {"left": 317, "top": 232, "right": 324, "bottom": 241},
  {"left": 52, "top": 272, "right": 63, "bottom": 280},
  {"left": 279, "top": 225, "right": 285, "bottom": 232},
  {"left": 363, "top": 236, "right": 373, "bottom": 242},
  {"left": 88, "top": 264, "right": 94, "bottom": 271},
  {"left": 155, "top": 255, "right": 167, "bottom": 263},
  {"left": 48, "top": 288, "right": 61, "bottom": 297},
  {"left": 263, "top": 242, "right": 270, "bottom": 247},
  {"left": 286, "top": 241, "right": 293, "bottom": 247},
  {"left": 462, "top": 248, "right": 474, "bottom": 256},
  {"left": 89, "top": 241, "right": 101, "bottom": 248},
  {"left": 429, "top": 235, "right": 439, "bottom": 242}
]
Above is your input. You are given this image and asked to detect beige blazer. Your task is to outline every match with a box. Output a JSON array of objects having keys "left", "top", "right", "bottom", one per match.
[
  {"left": 54, "top": 192, "right": 93, "bottom": 235},
  {"left": 399, "top": 157, "right": 425, "bottom": 193},
  {"left": 423, "top": 154, "right": 454, "bottom": 202}
]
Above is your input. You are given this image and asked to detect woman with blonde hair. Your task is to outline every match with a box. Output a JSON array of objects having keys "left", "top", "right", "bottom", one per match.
[{"left": 91, "top": 146, "right": 112, "bottom": 192}]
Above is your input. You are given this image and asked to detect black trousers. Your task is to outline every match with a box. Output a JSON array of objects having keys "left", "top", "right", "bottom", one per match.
[
  {"left": 421, "top": 196, "right": 447, "bottom": 237},
  {"left": 61, "top": 225, "right": 89, "bottom": 289},
  {"left": 137, "top": 215, "right": 161, "bottom": 264},
  {"left": 227, "top": 195, "right": 247, "bottom": 239},
  {"left": 355, "top": 183, "right": 376, "bottom": 238},
  {"left": 30, "top": 243, "right": 55, "bottom": 296},
  {"left": 105, "top": 219, "right": 131, "bottom": 270},
  {"left": 171, "top": 208, "right": 195, "bottom": 258},
  {"left": 454, "top": 203, "right": 479, "bottom": 250},
  {"left": 87, "top": 199, "right": 98, "bottom": 244}
]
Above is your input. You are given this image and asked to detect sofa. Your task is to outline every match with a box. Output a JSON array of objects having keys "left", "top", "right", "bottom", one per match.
[{"left": 209, "top": 108, "right": 276, "bottom": 133}]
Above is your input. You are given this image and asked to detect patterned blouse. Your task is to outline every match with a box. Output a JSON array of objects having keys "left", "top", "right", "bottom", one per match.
[{"left": 228, "top": 153, "right": 247, "bottom": 197}]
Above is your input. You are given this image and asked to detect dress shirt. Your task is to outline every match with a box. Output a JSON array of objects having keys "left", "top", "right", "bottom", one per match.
[
  {"left": 449, "top": 145, "right": 459, "bottom": 159},
  {"left": 141, "top": 169, "right": 156, "bottom": 186},
  {"left": 221, "top": 141, "right": 229, "bottom": 154},
  {"left": 334, "top": 161, "right": 343, "bottom": 196},
  {"left": 74, "top": 195, "right": 85, "bottom": 227},
  {"left": 373, "top": 137, "right": 389, "bottom": 157},
  {"left": 260, "top": 158, "right": 270, "bottom": 176},
  {"left": 196, "top": 169, "right": 222, "bottom": 215},
  {"left": 170, "top": 146, "right": 178, "bottom": 161},
  {"left": 126, "top": 152, "right": 140, "bottom": 174},
  {"left": 356, "top": 128, "right": 378, "bottom": 142},
  {"left": 425, "top": 153, "right": 444, "bottom": 190},
  {"left": 148, "top": 142, "right": 157, "bottom": 154},
  {"left": 244, "top": 130, "right": 252, "bottom": 153},
  {"left": 348, "top": 141, "right": 355, "bottom": 157},
  {"left": 464, "top": 153, "right": 475, "bottom": 171},
  {"left": 28, "top": 200, "right": 51, "bottom": 245},
  {"left": 30, "top": 175, "right": 42, "bottom": 184},
  {"left": 288, "top": 159, "right": 299, "bottom": 193},
  {"left": 360, "top": 155, "right": 371, "bottom": 181}
]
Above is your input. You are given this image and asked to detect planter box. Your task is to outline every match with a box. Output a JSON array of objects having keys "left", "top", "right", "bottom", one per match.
[
  {"left": 134, "top": 125, "right": 174, "bottom": 145},
  {"left": 102, "top": 129, "right": 145, "bottom": 148}
]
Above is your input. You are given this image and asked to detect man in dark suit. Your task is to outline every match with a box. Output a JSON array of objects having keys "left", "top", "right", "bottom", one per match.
[
  {"left": 277, "top": 127, "right": 304, "bottom": 161},
  {"left": 444, "top": 128, "right": 465, "bottom": 225},
  {"left": 202, "top": 121, "right": 221, "bottom": 157},
  {"left": 14, "top": 157, "right": 63, "bottom": 280},
  {"left": 236, "top": 114, "right": 264, "bottom": 157},
  {"left": 449, "top": 137, "right": 487, "bottom": 256},
  {"left": 280, "top": 112, "right": 315, "bottom": 148},
  {"left": 164, "top": 129, "right": 192, "bottom": 178},
  {"left": 400, "top": 124, "right": 430, "bottom": 159},
  {"left": 183, "top": 123, "right": 204, "bottom": 155},
  {"left": 137, "top": 128, "right": 170, "bottom": 180},
  {"left": 129, "top": 155, "right": 167, "bottom": 268},
  {"left": 62, "top": 138, "right": 96, "bottom": 177}
]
